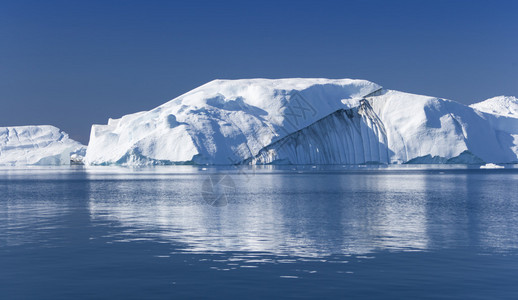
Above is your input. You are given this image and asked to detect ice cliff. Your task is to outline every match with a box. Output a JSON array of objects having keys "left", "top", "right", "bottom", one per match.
[
  {"left": 84, "top": 79, "right": 518, "bottom": 166},
  {"left": 0, "top": 125, "right": 86, "bottom": 165}
]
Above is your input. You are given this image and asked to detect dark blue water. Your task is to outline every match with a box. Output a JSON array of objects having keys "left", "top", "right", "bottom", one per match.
[{"left": 1, "top": 165, "right": 518, "bottom": 299}]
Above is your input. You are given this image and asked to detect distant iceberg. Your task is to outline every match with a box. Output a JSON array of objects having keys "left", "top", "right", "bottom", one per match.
[
  {"left": 81, "top": 78, "right": 518, "bottom": 166},
  {"left": 480, "top": 163, "right": 505, "bottom": 169},
  {"left": 0, "top": 125, "right": 85, "bottom": 166}
]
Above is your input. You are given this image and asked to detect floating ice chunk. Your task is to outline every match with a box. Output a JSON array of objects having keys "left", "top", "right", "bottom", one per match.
[{"left": 480, "top": 163, "right": 505, "bottom": 169}]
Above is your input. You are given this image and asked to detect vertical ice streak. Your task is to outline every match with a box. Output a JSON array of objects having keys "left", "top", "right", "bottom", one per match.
[{"left": 244, "top": 100, "right": 390, "bottom": 165}]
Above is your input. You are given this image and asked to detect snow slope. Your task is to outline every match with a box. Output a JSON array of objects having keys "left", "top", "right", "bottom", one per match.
[
  {"left": 0, "top": 125, "right": 86, "bottom": 165},
  {"left": 84, "top": 79, "right": 518, "bottom": 166},
  {"left": 470, "top": 96, "right": 518, "bottom": 118}
]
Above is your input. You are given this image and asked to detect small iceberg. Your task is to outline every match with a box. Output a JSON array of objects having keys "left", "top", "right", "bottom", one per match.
[
  {"left": 0, "top": 125, "right": 86, "bottom": 166},
  {"left": 480, "top": 163, "right": 505, "bottom": 169}
]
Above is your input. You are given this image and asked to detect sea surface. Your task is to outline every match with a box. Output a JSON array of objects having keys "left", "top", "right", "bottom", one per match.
[{"left": 1, "top": 165, "right": 518, "bottom": 299}]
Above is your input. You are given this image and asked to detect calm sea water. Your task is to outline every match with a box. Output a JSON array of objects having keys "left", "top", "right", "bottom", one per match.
[{"left": 1, "top": 165, "right": 518, "bottom": 299}]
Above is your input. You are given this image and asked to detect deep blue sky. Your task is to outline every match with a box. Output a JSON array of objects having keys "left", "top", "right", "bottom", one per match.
[{"left": 1, "top": 0, "right": 517, "bottom": 144}]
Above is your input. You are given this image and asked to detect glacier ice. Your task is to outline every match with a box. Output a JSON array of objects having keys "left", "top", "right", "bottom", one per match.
[
  {"left": 0, "top": 125, "right": 86, "bottom": 166},
  {"left": 84, "top": 78, "right": 518, "bottom": 166}
]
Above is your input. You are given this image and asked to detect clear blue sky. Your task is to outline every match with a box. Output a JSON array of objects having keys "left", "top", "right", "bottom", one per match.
[{"left": 1, "top": 0, "right": 517, "bottom": 144}]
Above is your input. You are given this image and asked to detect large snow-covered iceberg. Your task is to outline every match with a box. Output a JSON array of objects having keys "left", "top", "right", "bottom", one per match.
[
  {"left": 84, "top": 79, "right": 518, "bottom": 166},
  {"left": 0, "top": 125, "right": 86, "bottom": 165}
]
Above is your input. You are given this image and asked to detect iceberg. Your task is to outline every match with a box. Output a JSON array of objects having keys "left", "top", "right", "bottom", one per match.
[
  {"left": 84, "top": 79, "right": 518, "bottom": 166},
  {"left": 0, "top": 125, "right": 86, "bottom": 166},
  {"left": 480, "top": 163, "right": 505, "bottom": 169}
]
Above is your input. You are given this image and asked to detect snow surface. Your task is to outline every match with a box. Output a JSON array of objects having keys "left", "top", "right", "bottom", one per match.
[
  {"left": 0, "top": 126, "right": 86, "bottom": 165},
  {"left": 84, "top": 78, "right": 518, "bottom": 166},
  {"left": 471, "top": 96, "right": 518, "bottom": 118}
]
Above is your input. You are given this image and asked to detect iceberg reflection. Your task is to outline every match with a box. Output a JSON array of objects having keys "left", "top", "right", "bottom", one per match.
[
  {"left": 87, "top": 169, "right": 437, "bottom": 256},
  {"left": 0, "top": 177, "right": 76, "bottom": 247}
]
